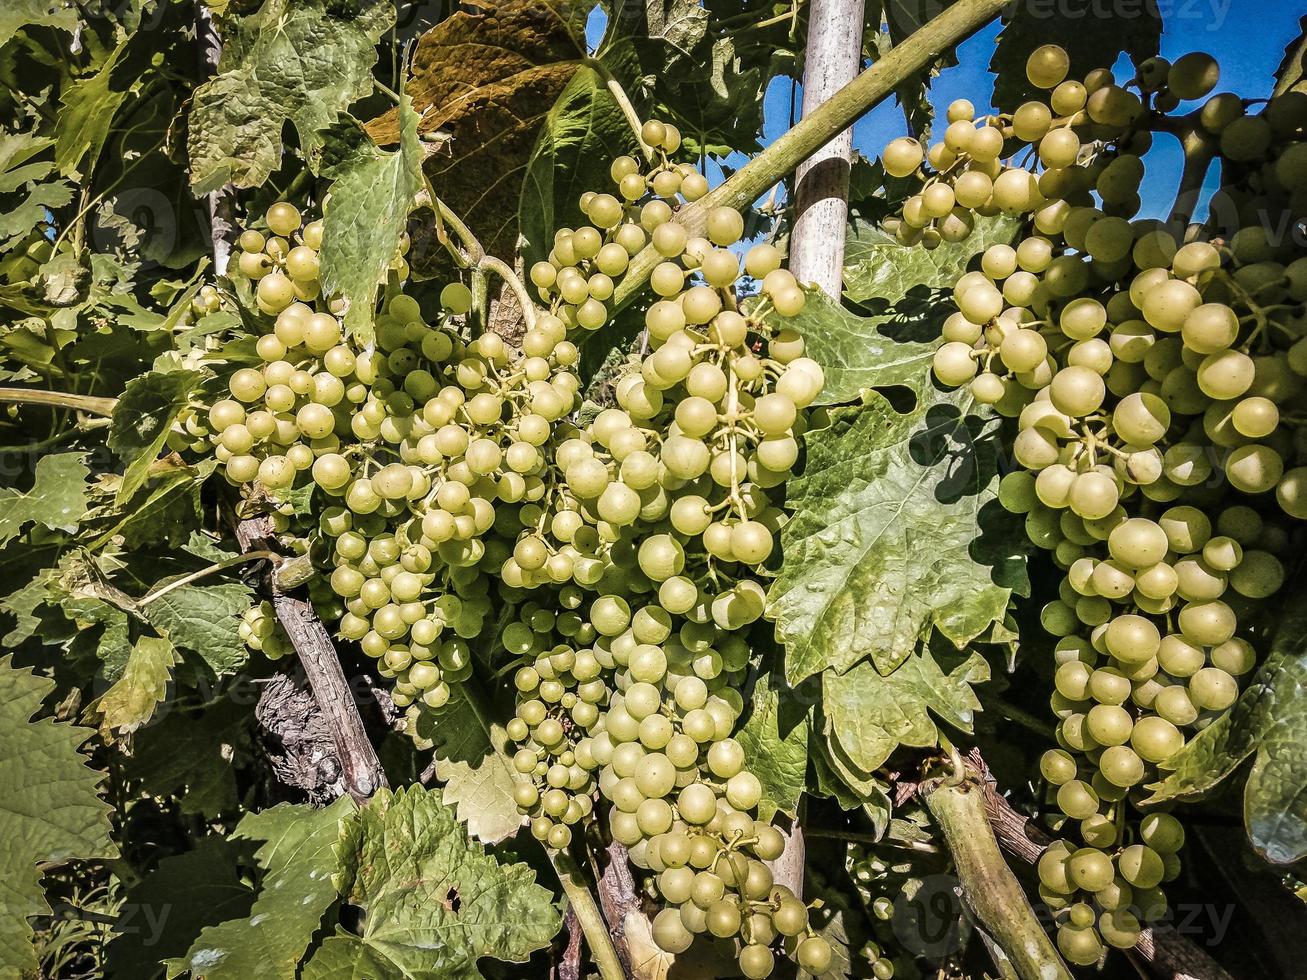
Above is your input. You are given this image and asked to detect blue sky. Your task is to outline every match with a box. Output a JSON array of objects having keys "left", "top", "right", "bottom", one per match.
[{"left": 588, "top": 1, "right": 1304, "bottom": 219}]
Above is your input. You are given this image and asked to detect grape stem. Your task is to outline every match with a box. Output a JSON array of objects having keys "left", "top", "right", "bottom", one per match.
[
  {"left": 962, "top": 747, "right": 1237, "bottom": 980},
  {"left": 0, "top": 387, "right": 118, "bottom": 417},
  {"left": 585, "top": 59, "right": 653, "bottom": 164},
  {"left": 545, "top": 847, "right": 627, "bottom": 980},
  {"left": 610, "top": 0, "right": 1012, "bottom": 309},
  {"left": 137, "top": 550, "right": 281, "bottom": 608},
  {"left": 418, "top": 192, "right": 540, "bottom": 331},
  {"left": 923, "top": 766, "right": 1076, "bottom": 980}
]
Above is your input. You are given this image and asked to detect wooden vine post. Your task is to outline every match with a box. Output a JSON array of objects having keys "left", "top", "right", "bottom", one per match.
[{"left": 774, "top": 0, "right": 868, "bottom": 902}]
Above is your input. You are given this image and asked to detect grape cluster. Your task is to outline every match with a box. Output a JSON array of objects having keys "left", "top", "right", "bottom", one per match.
[
  {"left": 184, "top": 116, "right": 835, "bottom": 975},
  {"left": 177, "top": 200, "right": 589, "bottom": 713},
  {"left": 238, "top": 601, "right": 293, "bottom": 660},
  {"left": 898, "top": 44, "right": 1307, "bottom": 963},
  {"left": 501, "top": 128, "right": 834, "bottom": 976}
]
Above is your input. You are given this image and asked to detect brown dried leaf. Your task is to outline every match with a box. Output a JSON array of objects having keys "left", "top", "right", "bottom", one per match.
[{"left": 367, "top": 0, "right": 588, "bottom": 262}]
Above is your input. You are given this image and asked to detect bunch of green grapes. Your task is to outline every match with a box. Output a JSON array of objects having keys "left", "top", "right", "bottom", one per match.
[
  {"left": 897, "top": 44, "right": 1307, "bottom": 964},
  {"left": 185, "top": 119, "right": 839, "bottom": 975},
  {"left": 180, "top": 202, "right": 593, "bottom": 719},
  {"left": 499, "top": 124, "right": 833, "bottom": 976},
  {"left": 238, "top": 600, "right": 293, "bottom": 660}
]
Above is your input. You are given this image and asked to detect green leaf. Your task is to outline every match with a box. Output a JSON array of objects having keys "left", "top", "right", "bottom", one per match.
[
  {"left": 1148, "top": 582, "right": 1307, "bottom": 864},
  {"left": 518, "top": 64, "right": 634, "bottom": 270},
  {"left": 989, "top": 0, "right": 1161, "bottom": 111},
  {"left": 769, "top": 386, "right": 1028, "bottom": 684},
  {"left": 0, "top": 656, "right": 116, "bottom": 977},
  {"left": 824, "top": 646, "right": 990, "bottom": 773},
  {"left": 128, "top": 698, "right": 251, "bottom": 817},
  {"left": 142, "top": 581, "right": 253, "bottom": 675},
  {"left": 0, "top": 452, "right": 90, "bottom": 546},
  {"left": 1274, "top": 15, "right": 1307, "bottom": 96},
  {"left": 106, "top": 837, "right": 256, "bottom": 980},
  {"left": 108, "top": 369, "right": 201, "bottom": 505},
  {"left": 763, "top": 287, "right": 938, "bottom": 406},
  {"left": 170, "top": 798, "right": 356, "bottom": 980},
  {"left": 317, "top": 94, "right": 422, "bottom": 343},
  {"left": 415, "top": 689, "right": 525, "bottom": 844},
  {"left": 91, "top": 457, "right": 217, "bottom": 551},
  {"left": 187, "top": 0, "right": 394, "bottom": 193},
  {"left": 0, "top": 1, "right": 79, "bottom": 47},
  {"left": 844, "top": 215, "right": 1021, "bottom": 302},
  {"left": 604, "top": 0, "right": 786, "bottom": 157},
  {"left": 303, "top": 786, "right": 560, "bottom": 980},
  {"left": 368, "top": 0, "right": 588, "bottom": 263},
  {"left": 95, "top": 634, "right": 178, "bottom": 735},
  {"left": 735, "top": 671, "right": 810, "bottom": 820},
  {"left": 0, "top": 133, "right": 72, "bottom": 251},
  {"left": 54, "top": 37, "right": 133, "bottom": 180}
]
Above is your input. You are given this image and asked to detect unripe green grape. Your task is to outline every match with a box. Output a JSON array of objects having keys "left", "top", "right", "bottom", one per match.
[
  {"left": 738, "top": 944, "right": 774, "bottom": 979},
  {"left": 1012, "top": 101, "right": 1053, "bottom": 142},
  {"left": 1049, "top": 365, "right": 1106, "bottom": 417},
  {"left": 1056, "top": 779, "right": 1100, "bottom": 820},
  {"left": 1226, "top": 443, "right": 1284, "bottom": 493}
]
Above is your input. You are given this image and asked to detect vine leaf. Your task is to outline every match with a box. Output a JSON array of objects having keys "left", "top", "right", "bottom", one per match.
[
  {"left": 844, "top": 215, "right": 1020, "bottom": 302},
  {"left": 104, "top": 837, "right": 256, "bottom": 980},
  {"left": 1274, "top": 15, "right": 1307, "bottom": 95},
  {"left": 735, "top": 671, "right": 810, "bottom": 820},
  {"left": 989, "top": 0, "right": 1161, "bottom": 111},
  {"left": 142, "top": 581, "right": 253, "bottom": 675},
  {"left": 54, "top": 35, "right": 132, "bottom": 181},
  {"left": 186, "top": 0, "right": 394, "bottom": 193},
  {"left": 0, "top": 2, "right": 79, "bottom": 47},
  {"left": 762, "top": 287, "right": 938, "bottom": 406},
  {"left": 317, "top": 93, "right": 422, "bottom": 343},
  {"left": 169, "top": 798, "right": 356, "bottom": 980},
  {"left": 95, "top": 634, "right": 178, "bottom": 736},
  {"left": 519, "top": 64, "right": 634, "bottom": 271},
  {"left": 0, "top": 134, "right": 73, "bottom": 251},
  {"left": 764, "top": 218, "right": 1017, "bottom": 406},
  {"left": 0, "top": 656, "right": 116, "bottom": 977},
  {"left": 0, "top": 452, "right": 90, "bottom": 546},
  {"left": 824, "top": 644, "right": 990, "bottom": 774},
  {"left": 302, "top": 785, "right": 561, "bottom": 980},
  {"left": 768, "top": 385, "right": 1028, "bottom": 684},
  {"left": 127, "top": 698, "right": 252, "bottom": 817},
  {"left": 414, "top": 689, "right": 525, "bottom": 844},
  {"left": 108, "top": 369, "right": 202, "bottom": 505},
  {"left": 367, "top": 0, "right": 588, "bottom": 264},
  {"left": 1148, "top": 582, "right": 1307, "bottom": 864}
]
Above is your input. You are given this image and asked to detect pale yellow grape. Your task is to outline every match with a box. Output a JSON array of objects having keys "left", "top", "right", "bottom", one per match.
[
  {"left": 1012, "top": 101, "right": 1053, "bottom": 142},
  {"left": 1196, "top": 349, "right": 1254, "bottom": 399},
  {"left": 266, "top": 202, "right": 301, "bottom": 237},
  {"left": 1027, "top": 44, "right": 1070, "bottom": 88},
  {"left": 882, "top": 136, "right": 923, "bottom": 178},
  {"left": 1142, "top": 279, "right": 1201, "bottom": 331},
  {"left": 706, "top": 206, "right": 744, "bottom": 246}
]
